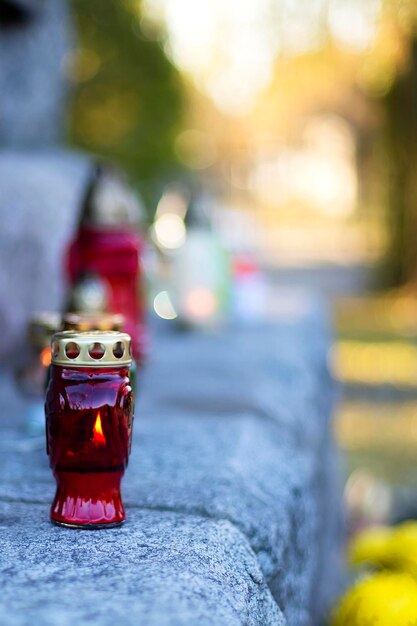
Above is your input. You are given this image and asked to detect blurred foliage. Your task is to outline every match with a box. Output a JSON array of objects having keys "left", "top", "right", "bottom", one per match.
[
  {"left": 382, "top": 38, "right": 417, "bottom": 287},
  {"left": 67, "top": 0, "right": 185, "bottom": 208},
  {"left": 369, "top": 3, "right": 417, "bottom": 286}
]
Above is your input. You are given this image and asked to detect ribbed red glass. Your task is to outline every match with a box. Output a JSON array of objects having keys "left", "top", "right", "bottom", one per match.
[
  {"left": 45, "top": 364, "right": 134, "bottom": 528},
  {"left": 67, "top": 227, "right": 146, "bottom": 361}
]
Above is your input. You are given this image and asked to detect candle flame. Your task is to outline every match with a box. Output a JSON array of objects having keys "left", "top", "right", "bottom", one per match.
[
  {"left": 93, "top": 411, "right": 106, "bottom": 445},
  {"left": 40, "top": 347, "right": 51, "bottom": 367}
]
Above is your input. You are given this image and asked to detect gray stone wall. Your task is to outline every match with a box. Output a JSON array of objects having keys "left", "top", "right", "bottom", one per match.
[
  {"left": 0, "top": 151, "right": 92, "bottom": 363},
  {"left": 0, "top": 0, "right": 70, "bottom": 146},
  {"left": 0, "top": 0, "right": 89, "bottom": 363},
  {"left": 0, "top": 303, "right": 343, "bottom": 625}
]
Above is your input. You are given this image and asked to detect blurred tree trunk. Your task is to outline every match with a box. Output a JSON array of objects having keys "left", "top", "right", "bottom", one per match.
[{"left": 383, "top": 39, "right": 417, "bottom": 287}]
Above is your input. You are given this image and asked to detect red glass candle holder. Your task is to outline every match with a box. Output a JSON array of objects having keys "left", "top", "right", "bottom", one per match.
[
  {"left": 45, "top": 331, "right": 134, "bottom": 529},
  {"left": 67, "top": 225, "right": 146, "bottom": 360},
  {"left": 66, "top": 166, "right": 147, "bottom": 362}
]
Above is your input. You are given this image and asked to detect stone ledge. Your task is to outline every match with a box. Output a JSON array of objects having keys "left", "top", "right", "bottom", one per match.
[
  {"left": 0, "top": 308, "right": 342, "bottom": 625},
  {"left": 0, "top": 502, "right": 284, "bottom": 626}
]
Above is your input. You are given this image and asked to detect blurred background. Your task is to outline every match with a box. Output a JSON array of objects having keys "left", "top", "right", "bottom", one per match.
[
  {"left": 4, "top": 0, "right": 417, "bottom": 535},
  {"left": 63, "top": 0, "right": 417, "bottom": 531}
]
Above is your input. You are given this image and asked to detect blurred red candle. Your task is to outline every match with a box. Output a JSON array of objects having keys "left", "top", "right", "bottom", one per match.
[
  {"left": 66, "top": 166, "right": 147, "bottom": 361},
  {"left": 45, "top": 331, "right": 134, "bottom": 529}
]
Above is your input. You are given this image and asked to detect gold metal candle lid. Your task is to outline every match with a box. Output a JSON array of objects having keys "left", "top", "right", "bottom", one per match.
[
  {"left": 62, "top": 312, "right": 125, "bottom": 332},
  {"left": 51, "top": 331, "right": 132, "bottom": 368}
]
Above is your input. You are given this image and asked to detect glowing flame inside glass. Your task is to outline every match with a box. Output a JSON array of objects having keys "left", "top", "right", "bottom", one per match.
[{"left": 93, "top": 411, "right": 106, "bottom": 446}]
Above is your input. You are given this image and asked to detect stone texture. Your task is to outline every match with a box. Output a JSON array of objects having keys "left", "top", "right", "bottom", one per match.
[
  {"left": 0, "top": 303, "right": 343, "bottom": 626},
  {"left": 0, "top": 151, "right": 92, "bottom": 363},
  {"left": 0, "top": 0, "right": 70, "bottom": 146},
  {"left": 141, "top": 308, "right": 333, "bottom": 449},
  {"left": 0, "top": 501, "right": 284, "bottom": 626}
]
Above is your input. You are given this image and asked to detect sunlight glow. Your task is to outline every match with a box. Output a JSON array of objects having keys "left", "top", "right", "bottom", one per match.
[
  {"left": 143, "top": 0, "right": 280, "bottom": 112},
  {"left": 329, "top": 0, "right": 380, "bottom": 52},
  {"left": 333, "top": 341, "right": 417, "bottom": 388},
  {"left": 142, "top": 0, "right": 381, "bottom": 112},
  {"left": 336, "top": 402, "right": 417, "bottom": 452},
  {"left": 251, "top": 115, "right": 357, "bottom": 217}
]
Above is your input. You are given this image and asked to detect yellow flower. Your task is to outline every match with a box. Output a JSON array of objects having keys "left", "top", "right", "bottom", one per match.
[
  {"left": 350, "top": 522, "right": 417, "bottom": 576},
  {"left": 349, "top": 526, "right": 392, "bottom": 568},
  {"left": 387, "top": 523, "right": 417, "bottom": 576},
  {"left": 332, "top": 572, "right": 417, "bottom": 626}
]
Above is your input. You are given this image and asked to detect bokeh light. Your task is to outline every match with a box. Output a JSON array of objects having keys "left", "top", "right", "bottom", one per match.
[
  {"left": 153, "top": 291, "right": 178, "bottom": 319},
  {"left": 152, "top": 214, "right": 186, "bottom": 250}
]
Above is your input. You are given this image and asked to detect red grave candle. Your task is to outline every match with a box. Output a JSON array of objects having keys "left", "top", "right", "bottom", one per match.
[
  {"left": 45, "top": 331, "right": 134, "bottom": 529},
  {"left": 65, "top": 166, "right": 147, "bottom": 362}
]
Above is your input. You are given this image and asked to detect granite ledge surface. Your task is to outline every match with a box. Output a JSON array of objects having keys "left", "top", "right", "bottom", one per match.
[{"left": 0, "top": 302, "right": 342, "bottom": 626}]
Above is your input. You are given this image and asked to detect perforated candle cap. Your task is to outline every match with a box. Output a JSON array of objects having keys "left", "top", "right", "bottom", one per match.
[{"left": 51, "top": 331, "right": 132, "bottom": 368}]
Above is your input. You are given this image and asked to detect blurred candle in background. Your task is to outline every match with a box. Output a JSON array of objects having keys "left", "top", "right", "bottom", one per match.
[
  {"left": 66, "top": 165, "right": 147, "bottom": 362},
  {"left": 16, "top": 312, "right": 61, "bottom": 434}
]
